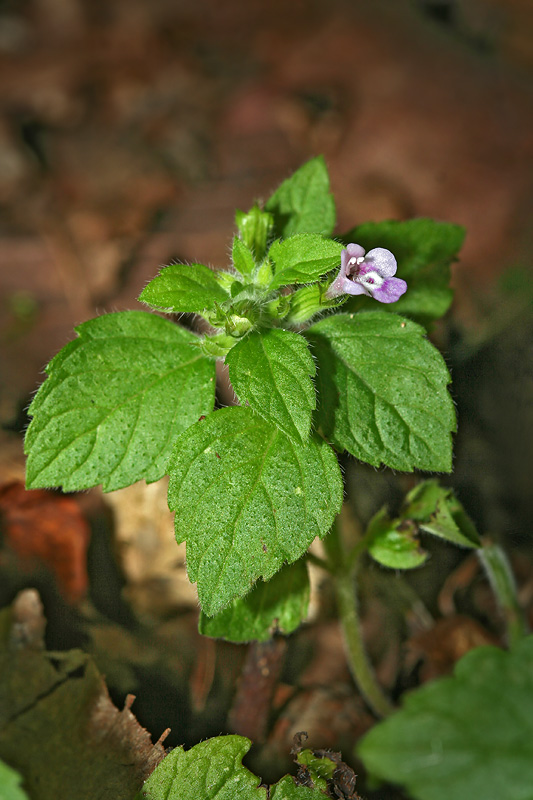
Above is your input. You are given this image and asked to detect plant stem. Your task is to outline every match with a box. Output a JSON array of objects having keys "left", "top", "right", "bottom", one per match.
[
  {"left": 325, "top": 518, "right": 394, "bottom": 718},
  {"left": 305, "top": 551, "right": 332, "bottom": 572},
  {"left": 478, "top": 540, "right": 528, "bottom": 647}
]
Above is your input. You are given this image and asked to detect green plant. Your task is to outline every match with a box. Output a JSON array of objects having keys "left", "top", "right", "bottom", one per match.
[{"left": 23, "top": 157, "right": 530, "bottom": 799}]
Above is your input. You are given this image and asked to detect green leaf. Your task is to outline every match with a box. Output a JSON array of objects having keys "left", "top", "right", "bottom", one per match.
[
  {"left": 358, "top": 637, "right": 533, "bottom": 800},
  {"left": 135, "top": 736, "right": 329, "bottom": 800},
  {"left": 403, "top": 480, "right": 480, "bottom": 548},
  {"left": 168, "top": 406, "right": 342, "bottom": 615},
  {"left": 265, "top": 156, "right": 336, "bottom": 238},
  {"left": 226, "top": 328, "right": 316, "bottom": 442},
  {"left": 0, "top": 760, "right": 30, "bottom": 800},
  {"left": 295, "top": 750, "right": 336, "bottom": 790},
  {"left": 270, "top": 776, "right": 328, "bottom": 799},
  {"left": 25, "top": 311, "right": 216, "bottom": 492},
  {"left": 268, "top": 235, "right": 343, "bottom": 291},
  {"left": 367, "top": 508, "right": 428, "bottom": 569},
  {"left": 306, "top": 312, "right": 456, "bottom": 472},
  {"left": 341, "top": 219, "right": 465, "bottom": 325},
  {"left": 198, "top": 560, "right": 310, "bottom": 642},
  {"left": 232, "top": 236, "right": 256, "bottom": 278},
  {"left": 139, "top": 263, "right": 229, "bottom": 313},
  {"left": 235, "top": 205, "right": 274, "bottom": 262},
  {"left": 135, "top": 736, "right": 264, "bottom": 800}
]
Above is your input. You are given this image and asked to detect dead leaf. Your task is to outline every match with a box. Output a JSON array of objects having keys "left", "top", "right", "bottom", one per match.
[
  {"left": 0, "top": 481, "right": 90, "bottom": 603},
  {"left": 0, "top": 589, "right": 166, "bottom": 800},
  {"left": 104, "top": 479, "right": 197, "bottom": 620},
  {"left": 404, "top": 614, "right": 499, "bottom": 682}
]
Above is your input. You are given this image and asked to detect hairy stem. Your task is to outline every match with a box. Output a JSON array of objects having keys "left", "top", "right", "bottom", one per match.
[{"left": 325, "top": 517, "right": 394, "bottom": 718}]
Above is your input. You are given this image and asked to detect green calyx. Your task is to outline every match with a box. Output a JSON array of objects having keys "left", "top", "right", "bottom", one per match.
[{"left": 288, "top": 282, "right": 345, "bottom": 324}]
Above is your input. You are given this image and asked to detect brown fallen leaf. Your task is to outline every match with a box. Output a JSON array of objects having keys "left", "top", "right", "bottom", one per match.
[
  {"left": 0, "top": 481, "right": 90, "bottom": 603},
  {"left": 404, "top": 614, "right": 499, "bottom": 682},
  {"left": 0, "top": 589, "right": 167, "bottom": 800},
  {"left": 104, "top": 478, "right": 197, "bottom": 620}
]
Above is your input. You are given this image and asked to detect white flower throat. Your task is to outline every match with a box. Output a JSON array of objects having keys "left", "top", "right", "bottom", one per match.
[{"left": 347, "top": 256, "right": 384, "bottom": 288}]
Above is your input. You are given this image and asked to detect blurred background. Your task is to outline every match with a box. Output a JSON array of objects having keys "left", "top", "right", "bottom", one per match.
[{"left": 1, "top": 0, "right": 533, "bottom": 792}]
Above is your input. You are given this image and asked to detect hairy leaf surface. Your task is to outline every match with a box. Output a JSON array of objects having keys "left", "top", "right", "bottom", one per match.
[
  {"left": 265, "top": 156, "right": 336, "bottom": 238},
  {"left": 198, "top": 560, "right": 310, "bottom": 642},
  {"left": 136, "top": 736, "right": 328, "bottom": 800},
  {"left": 358, "top": 637, "right": 533, "bottom": 800},
  {"left": 268, "top": 235, "right": 343, "bottom": 291},
  {"left": 135, "top": 736, "right": 262, "bottom": 800},
  {"left": 139, "top": 263, "right": 229, "bottom": 313},
  {"left": 168, "top": 406, "right": 342, "bottom": 615},
  {"left": 25, "top": 312, "right": 215, "bottom": 492},
  {"left": 306, "top": 313, "right": 455, "bottom": 472},
  {"left": 226, "top": 328, "right": 316, "bottom": 442},
  {"left": 232, "top": 237, "right": 256, "bottom": 277}
]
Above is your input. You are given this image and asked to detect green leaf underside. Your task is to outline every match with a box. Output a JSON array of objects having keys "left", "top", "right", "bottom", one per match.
[
  {"left": 136, "top": 736, "right": 328, "bottom": 800},
  {"left": 199, "top": 560, "right": 310, "bottom": 642},
  {"left": 342, "top": 219, "right": 465, "bottom": 324},
  {"left": 139, "top": 263, "right": 229, "bottom": 313},
  {"left": 0, "top": 760, "right": 30, "bottom": 800},
  {"left": 268, "top": 235, "right": 344, "bottom": 292},
  {"left": 226, "top": 328, "right": 316, "bottom": 442},
  {"left": 403, "top": 480, "right": 480, "bottom": 548},
  {"left": 306, "top": 312, "right": 455, "bottom": 472},
  {"left": 358, "top": 637, "right": 533, "bottom": 800},
  {"left": 25, "top": 312, "right": 216, "bottom": 492},
  {"left": 265, "top": 156, "right": 336, "bottom": 238},
  {"left": 367, "top": 508, "right": 427, "bottom": 569},
  {"left": 168, "top": 406, "right": 342, "bottom": 615}
]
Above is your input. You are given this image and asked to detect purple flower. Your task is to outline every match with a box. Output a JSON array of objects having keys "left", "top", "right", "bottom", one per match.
[{"left": 326, "top": 243, "right": 407, "bottom": 304}]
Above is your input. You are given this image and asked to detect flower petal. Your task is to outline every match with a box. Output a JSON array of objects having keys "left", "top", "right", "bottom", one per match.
[
  {"left": 342, "top": 278, "right": 367, "bottom": 296},
  {"left": 345, "top": 243, "right": 366, "bottom": 261},
  {"left": 364, "top": 247, "right": 397, "bottom": 278},
  {"left": 372, "top": 277, "right": 407, "bottom": 303}
]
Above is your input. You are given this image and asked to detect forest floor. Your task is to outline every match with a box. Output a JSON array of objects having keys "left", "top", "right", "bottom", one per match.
[{"left": 1, "top": 1, "right": 533, "bottom": 798}]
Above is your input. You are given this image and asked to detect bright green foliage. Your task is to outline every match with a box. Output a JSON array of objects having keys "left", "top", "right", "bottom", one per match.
[
  {"left": 232, "top": 236, "right": 256, "bottom": 277},
  {"left": 135, "top": 736, "right": 329, "bottom": 800},
  {"left": 226, "top": 328, "right": 316, "bottom": 442},
  {"left": 306, "top": 313, "right": 456, "bottom": 472},
  {"left": 342, "top": 219, "right": 465, "bottom": 325},
  {"left": 235, "top": 205, "right": 273, "bottom": 262},
  {"left": 367, "top": 508, "right": 428, "bottom": 569},
  {"left": 268, "top": 235, "right": 344, "bottom": 291},
  {"left": 269, "top": 776, "right": 328, "bottom": 799},
  {"left": 295, "top": 749, "right": 336, "bottom": 791},
  {"left": 0, "top": 760, "right": 30, "bottom": 800},
  {"left": 139, "top": 263, "right": 229, "bottom": 313},
  {"left": 135, "top": 736, "right": 263, "bottom": 800},
  {"left": 167, "top": 406, "right": 343, "bottom": 615},
  {"left": 403, "top": 480, "right": 480, "bottom": 548},
  {"left": 366, "top": 481, "right": 479, "bottom": 570},
  {"left": 265, "top": 156, "right": 336, "bottom": 238},
  {"left": 358, "top": 637, "right": 533, "bottom": 800},
  {"left": 25, "top": 312, "right": 215, "bottom": 492},
  {"left": 198, "top": 560, "right": 310, "bottom": 642}
]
